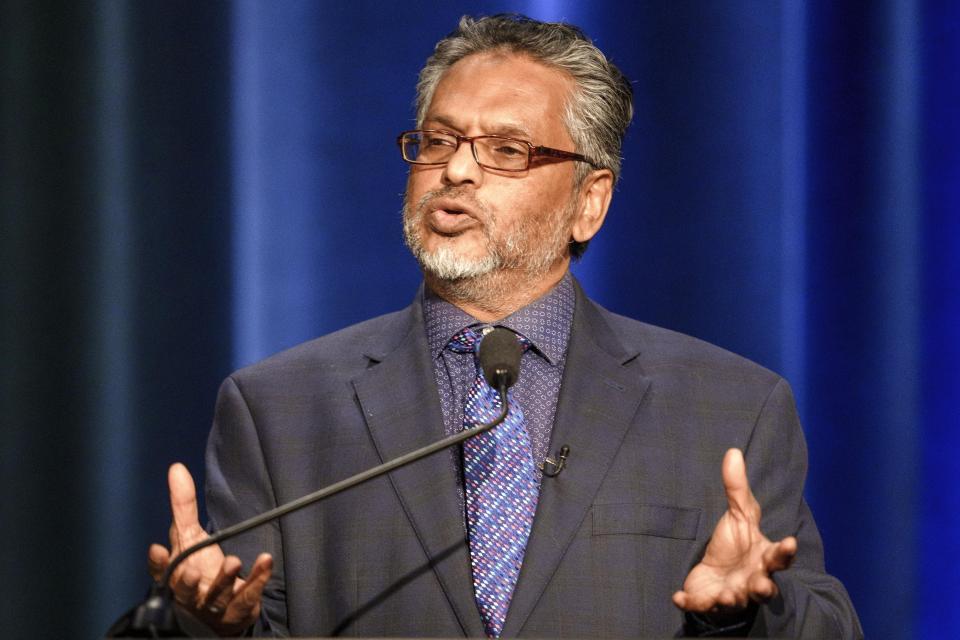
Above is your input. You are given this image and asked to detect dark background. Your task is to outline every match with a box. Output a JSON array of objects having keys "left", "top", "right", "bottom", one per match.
[{"left": 1, "top": 1, "right": 957, "bottom": 638}]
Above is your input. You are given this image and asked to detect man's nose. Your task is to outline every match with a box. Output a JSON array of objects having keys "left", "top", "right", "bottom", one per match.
[{"left": 441, "top": 140, "right": 483, "bottom": 186}]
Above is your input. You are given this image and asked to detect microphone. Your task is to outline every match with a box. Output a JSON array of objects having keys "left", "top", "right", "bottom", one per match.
[
  {"left": 479, "top": 326, "right": 522, "bottom": 391},
  {"left": 540, "top": 445, "right": 570, "bottom": 477},
  {"left": 107, "top": 334, "right": 522, "bottom": 637}
]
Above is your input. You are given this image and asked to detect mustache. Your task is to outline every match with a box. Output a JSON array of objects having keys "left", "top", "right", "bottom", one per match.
[{"left": 413, "top": 186, "right": 490, "bottom": 217}]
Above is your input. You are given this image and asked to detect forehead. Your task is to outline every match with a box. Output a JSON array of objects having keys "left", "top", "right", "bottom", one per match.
[{"left": 424, "top": 52, "right": 575, "bottom": 144}]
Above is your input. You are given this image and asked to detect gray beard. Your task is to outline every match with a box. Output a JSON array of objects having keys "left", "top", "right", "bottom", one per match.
[
  {"left": 404, "top": 225, "right": 501, "bottom": 281},
  {"left": 402, "top": 188, "right": 574, "bottom": 289},
  {"left": 402, "top": 188, "right": 499, "bottom": 281},
  {"left": 401, "top": 187, "right": 576, "bottom": 317}
]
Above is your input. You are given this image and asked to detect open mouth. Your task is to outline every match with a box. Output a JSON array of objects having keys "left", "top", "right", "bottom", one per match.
[{"left": 429, "top": 207, "right": 476, "bottom": 235}]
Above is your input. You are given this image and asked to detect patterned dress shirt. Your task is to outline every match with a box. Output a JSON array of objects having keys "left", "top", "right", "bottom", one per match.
[{"left": 422, "top": 272, "right": 575, "bottom": 517}]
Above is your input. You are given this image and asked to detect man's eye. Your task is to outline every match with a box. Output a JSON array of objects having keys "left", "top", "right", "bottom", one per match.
[
  {"left": 493, "top": 144, "right": 525, "bottom": 157},
  {"left": 425, "top": 136, "right": 456, "bottom": 147}
]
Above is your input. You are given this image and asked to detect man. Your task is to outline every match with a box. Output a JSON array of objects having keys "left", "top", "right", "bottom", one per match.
[{"left": 148, "top": 15, "right": 862, "bottom": 638}]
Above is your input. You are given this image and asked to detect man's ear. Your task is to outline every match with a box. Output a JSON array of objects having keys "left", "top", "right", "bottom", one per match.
[{"left": 571, "top": 169, "right": 614, "bottom": 244}]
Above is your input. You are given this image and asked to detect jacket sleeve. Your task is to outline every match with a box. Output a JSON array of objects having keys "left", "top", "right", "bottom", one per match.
[
  {"left": 205, "top": 375, "right": 290, "bottom": 637},
  {"left": 743, "top": 378, "right": 863, "bottom": 638}
]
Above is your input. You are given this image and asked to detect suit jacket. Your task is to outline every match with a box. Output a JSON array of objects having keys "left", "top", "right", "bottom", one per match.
[{"left": 206, "top": 283, "right": 862, "bottom": 637}]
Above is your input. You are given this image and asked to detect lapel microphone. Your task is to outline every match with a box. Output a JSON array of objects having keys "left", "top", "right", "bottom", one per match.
[{"left": 540, "top": 445, "right": 570, "bottom": 477}]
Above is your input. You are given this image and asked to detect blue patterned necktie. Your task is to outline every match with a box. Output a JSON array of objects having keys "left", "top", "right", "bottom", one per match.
[{"left": 448, "top": 326, "right": 538, "bottom": 638}]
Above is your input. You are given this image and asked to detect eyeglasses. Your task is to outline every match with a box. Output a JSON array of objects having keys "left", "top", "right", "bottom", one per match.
[{"left": 396, "top": 129, "right": 599, "bottom": 172}]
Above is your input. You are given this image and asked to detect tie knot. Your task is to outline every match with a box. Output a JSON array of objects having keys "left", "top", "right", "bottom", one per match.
[
  {"left": 447, "top": 326, "right": 483, "bottom": 354},
  {"left": 447, "top": 326, "right": 532, "bottom": 356}
]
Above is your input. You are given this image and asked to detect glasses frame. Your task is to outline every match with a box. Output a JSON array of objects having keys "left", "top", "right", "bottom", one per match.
[{"left": 396, "top": 129, "right": 600, "bottom": 172}]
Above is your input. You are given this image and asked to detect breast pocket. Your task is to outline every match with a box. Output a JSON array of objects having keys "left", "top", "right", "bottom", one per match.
[{"left": 591, "top": 503, "right": 701, "bottom": 540}]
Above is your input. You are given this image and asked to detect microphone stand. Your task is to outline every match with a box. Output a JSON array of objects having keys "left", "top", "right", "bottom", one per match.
[{"left": 107, "top": 380, "right": 512, "bottom": 638}]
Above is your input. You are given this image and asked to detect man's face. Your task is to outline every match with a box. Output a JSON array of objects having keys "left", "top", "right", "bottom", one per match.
[{"left": 403, "top": 52, "right": 581, "bottom": 284}]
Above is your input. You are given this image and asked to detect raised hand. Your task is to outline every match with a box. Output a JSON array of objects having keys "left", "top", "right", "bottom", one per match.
[
  {"left": 147, "top": 463, "right": 273, "bottom": 636},
  {"left": 672, "top": 449, "right": 797, "bottom": 614}
]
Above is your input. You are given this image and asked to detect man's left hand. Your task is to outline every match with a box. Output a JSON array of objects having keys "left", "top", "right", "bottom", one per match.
[{"left": 672, "top": 448, "right": 797, "bottom": 614}]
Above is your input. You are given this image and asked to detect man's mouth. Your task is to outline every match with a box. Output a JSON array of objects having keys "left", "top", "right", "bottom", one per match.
[{"left": 424, "top": 198, "right": 482, "bottom": 236}]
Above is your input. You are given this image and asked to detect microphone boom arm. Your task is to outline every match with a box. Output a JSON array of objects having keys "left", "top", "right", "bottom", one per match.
[
  {"left": 162, "top": 380, "right": 510, "bottom": 586},
  {"left": 108, "top": 353, "right": 518, "bottom": 637}
]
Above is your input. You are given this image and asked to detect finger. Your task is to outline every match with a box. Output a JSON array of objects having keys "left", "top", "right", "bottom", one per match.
[
  {"left": 672, "top": 589, "right": 716, "bottom": 613},
  {"left": 200, "top": 556, "right": 243, "bottom": 614},
  {"left": 747, "top": 571, "right": 778, "bottom": 602},
  {"left": 147, "top": 544, "right": 170, "bottom": 582},
  {"left": 168, "top": 463, "right": 202, "bottom": 537},
  {"left": 763, "top": 536, "right": 797, "bottom": 573},
  {"left": 231, "top": 554, "right": 273, "bottom": 608},
  {"left": 172, "top": 564, "right": 202, "bottom": 607},
  {"left": 716, "top": 587, "right": 747, "bottom": 609},
  {"left": 236, "top": 554, "right": 273, "bottom": 597},
  {"left": 226, "top": 554, "right": 273, "bottom": 624},
  {"left": 721, "top": 448, "right": 758, "bottom": 518}
]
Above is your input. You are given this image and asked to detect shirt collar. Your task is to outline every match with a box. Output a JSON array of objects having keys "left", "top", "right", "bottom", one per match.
[{"left": 422, "top": 271, "right": 575, "bottom": 366}]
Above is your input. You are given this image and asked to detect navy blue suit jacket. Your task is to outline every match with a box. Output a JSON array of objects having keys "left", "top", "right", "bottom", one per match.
[{"left": 206, "top": 283, "right": 862, "bottom": 637}]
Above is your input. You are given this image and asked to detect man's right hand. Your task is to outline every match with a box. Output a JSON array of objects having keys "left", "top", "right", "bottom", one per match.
[{"left": 148, "top": 463, "right": 273, "bottom": 637}]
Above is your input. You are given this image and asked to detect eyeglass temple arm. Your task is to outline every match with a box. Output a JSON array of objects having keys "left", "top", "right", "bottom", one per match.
[{"left": 531, "top": 145, "right": 599, "bottom": 167}]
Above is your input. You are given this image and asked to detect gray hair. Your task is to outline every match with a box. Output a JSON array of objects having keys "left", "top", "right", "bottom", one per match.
[{"left": 415, "top": 14, "right": 634, "bottom": 258}]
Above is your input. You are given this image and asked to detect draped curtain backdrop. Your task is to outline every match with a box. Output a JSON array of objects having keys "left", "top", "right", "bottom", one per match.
[{"left": 2, "top": 2, "right": 956, "bottom": 638}]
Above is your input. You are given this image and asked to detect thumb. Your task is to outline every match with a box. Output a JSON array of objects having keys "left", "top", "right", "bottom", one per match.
[
  {"left": 721, "top": 448, "right": 758, "bottom": 517},
  {"left": 168, "top": 462, "right": 202, "bottom": 535}
]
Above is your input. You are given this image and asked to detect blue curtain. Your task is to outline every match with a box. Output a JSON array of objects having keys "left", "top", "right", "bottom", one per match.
[{"left": 2, "top": 1, "right": 956, "bottom": 637}]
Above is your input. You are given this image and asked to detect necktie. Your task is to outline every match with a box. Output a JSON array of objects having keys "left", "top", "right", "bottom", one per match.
[{"left": 448, "top": 327, "right": 538, "bottom": 638}]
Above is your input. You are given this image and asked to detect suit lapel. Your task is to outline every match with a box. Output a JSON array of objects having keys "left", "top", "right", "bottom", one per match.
[
  {"left": 502, "top": 291, "right": 652, "bottom": 637},
  {"left": 351, "top": 303, "right": 484, "bottom": 637}
]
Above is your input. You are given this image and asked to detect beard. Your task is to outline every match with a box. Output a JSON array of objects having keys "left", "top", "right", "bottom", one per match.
[{"left": 402, "top": 185, "right": 576, "bottom": 288}]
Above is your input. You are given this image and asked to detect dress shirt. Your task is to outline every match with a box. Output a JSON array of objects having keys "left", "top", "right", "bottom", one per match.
[{"left": 422, "top": 272, "right": 575, "bottom": 501}]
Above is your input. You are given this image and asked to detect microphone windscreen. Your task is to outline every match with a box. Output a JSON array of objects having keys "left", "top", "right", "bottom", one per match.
[{"left": 479, "top": 327, "right": 522, "bottom": 389}]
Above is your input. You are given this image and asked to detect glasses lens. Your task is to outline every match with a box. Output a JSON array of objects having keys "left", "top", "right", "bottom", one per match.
[
  {"left": 400, "top": 133, "right": 421, "bottom": 162},
  {"left": 475, "top": 137, "right": 529, "bottom": 171},
  {"left": 403, "top": 131, "right": 457, "bottom": 164}
]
